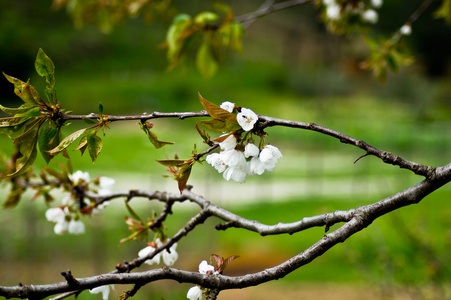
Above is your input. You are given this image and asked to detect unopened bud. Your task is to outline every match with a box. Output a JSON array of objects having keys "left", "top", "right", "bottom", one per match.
[{"left": 145, "top": 121, "right": 154, "bottom": 129}]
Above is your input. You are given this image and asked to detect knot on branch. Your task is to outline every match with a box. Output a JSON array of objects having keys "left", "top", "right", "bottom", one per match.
[
  {"left": 61, "top": 270, "right": 79, "bottom": 286},
  {"left": 425, "top": 166, "right": 437, "bottom": 180},
  {"left": 215, "top": 221, "right": 236, "bottom": 231}
]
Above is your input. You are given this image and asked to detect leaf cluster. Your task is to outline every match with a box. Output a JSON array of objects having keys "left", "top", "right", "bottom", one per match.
[
  {"left": 164, "top": 3, "right": 244, "bottom": 78},
  {"left": 1, "top": 49, "right": 65, "bottom": 177},
  {"left": 52, "top": 0, "right": 175, "bottom": 33},
  {"left": 361, "top": 35, "right": 413, "bottom": 82}
]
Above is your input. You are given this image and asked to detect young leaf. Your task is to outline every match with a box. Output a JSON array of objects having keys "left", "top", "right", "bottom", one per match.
[
  {"left": 48, "top": 128, "right": 87, "bottom": 156},
  {"left": 177, "top": 164, "right": 192, "bottom": 193},
  {"left": 87, "top": 131, "right": 103, "bottom": 163},
  {"left": 38, "top": 121, "right": 61, "bottom": 164},
  {"left": 156, "top": 159, "right": 187, "bottom": 167},
  {"left": 146, "top": 130, "right": 174, "bottom": 148},
  {"left": 35, "top": 48, "right": 55, "bottom": 89},
  {"left": 9, "top": 120, "right": 41, "bottom": 177},
  {"left": 0, "top": 104, "right": 35, "bottom": 116},
  {"left": 198, "top": 93, "right": 237, "bottom": 122},
  {"left": 3, "top": 181, "right": 24, "bottom": 208},
  {"left": 221, "top": 255, "right": 239, "bottom": 271},
  {"left": 74, "top": 135, "right": 88, "bottom": 155},
  {"left": 196, "top": 42, "right": 219, "bottom": 78},
  {"left": 197, "top": 119, "right": 229, "bottom": 133}
]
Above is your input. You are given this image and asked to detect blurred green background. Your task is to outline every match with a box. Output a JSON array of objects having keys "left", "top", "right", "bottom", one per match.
[{"left": 2, "top": 0, "right": 451, "bottom": 299}]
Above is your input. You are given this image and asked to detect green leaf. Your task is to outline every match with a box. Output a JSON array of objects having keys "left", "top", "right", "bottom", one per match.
[
  {"left": 35, "top": 48, "right": 55, "bottom": 90},
  {"left": 87, "top": 131, "right": 102, "bottom": 163},
  {"left": 3, "top": 181, "right": 24, "bottom": 208},
  {"left": 147, "top": 130, "right": 174, "bottom": 148},
  {"left": 74, "top": 135, "right": 88, "bottom": 155},
  {"left": 99, "top": 102, "right": 104, "bottom": 115},
  {"left": 48, "top": 128, "right": 87, "bottom": 156},
  {"left": 9, "top": 120, "right": 41, "bottom": 177},
  {"left": 0, "top": 104, "right": 35, "bottom": 116},
  {"left": 194, "top": 11, "right": 219, "bottom": 25},
  {"left": 177, "top": 164, "right": 192, "bottom": 194},
  {"left": 197, "top": 119, "right": 229, "bottom": 133},
  {"left": 196, "top": 42, "right": 219, "bottom": 78},
  {"left": 38, "top": 121, "right": 61, "bottom": 164},
  {"left": 15, "top": 106, "right": 42, "bottom": 118},
  {"left": 435, "top": 0, "right": 451, "bottom": 24}
]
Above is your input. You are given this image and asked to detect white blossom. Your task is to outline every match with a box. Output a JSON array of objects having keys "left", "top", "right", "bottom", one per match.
[
  {"left": 198, "top": 260, "right": 215, "bottom": 274},
  {"left": 400, "top": 24, "right": 412, "bottom": 36},
  {"left": 323, "top": 0, "right": 336, "bottom": 5},
  {"left": 237, "top": 108, "right": 258, "bottom": 131},
  {"left": 90, "top": 285, "right": 114, "bottom": 300},
  {"left": 249, "top": 157, "right": 266, "bottom": 175},
  {"left": 61, "top": 195, "right": 74, "bottom": 205},
  {"left": 53, "top": 221, "right": 68, "bottom": 235},
  {"left": 259, "top": 145, "right": 282, "bottom": 172},
  {"left": 244, "top": 143, "right": 259, "bottom": 158},
  {"left": 97, "top": 176, "right": 115, "bottom": 195},
  {"left": 371, "top": 0, "right": 383, "bottom": 8},
  {"left": 69, "top": 170, "right": 90, "bottom": 185},
  {"left": 362, "top": 9, "right": 378, "bottom": 24},
  {"left": 138, "top": 244, "right": 161, "bottom": 265},
  {"left": 162, "top": 243, "right": 178, "bottom": 266},
  {"left": 187, "top": 286, "right": 203, "bottom": 300},
  {"left": 68, "top": 219, "right": 85, "bottom": 235},
  {"left": 259, "top": 145, "right": 282, "bottom": 164},
  {"left": 206, "top": 153, "right": 227, "bottom": 173},
  {"left": 220, "top": 150, "right": 246, "bottom": 168},
  {"left": 220, "top": 101, "right": 235, "bottom": 113},
  {"left": 223, "top": 166, "right": 247, "bottom": 183},
  {"left": 45, "top": 207, "right": 66, "bottom": 223},
  {"left": 218, "top": 134, "right": 237, "bottom": 151},
  {"left": 326, "top": 4, "right": 341, "bottom": 20}
]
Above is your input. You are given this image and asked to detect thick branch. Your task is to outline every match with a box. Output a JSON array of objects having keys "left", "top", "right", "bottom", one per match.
[{"left": 3, "top": 163, "right": 451, "bottom": 299}]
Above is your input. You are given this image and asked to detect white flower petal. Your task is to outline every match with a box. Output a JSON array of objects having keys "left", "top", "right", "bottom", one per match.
[
  {"left": 187, "top": 286, "right": 203, "bottom": 300},
  {"left": 236, "top": 108, "right": 258, "bottom": 131},
  {"left": 223, "top": 166, "right": 247, "bottom": 183},
  {"left": 198, "top": 260, "right": 215, "bottom": 274},
  {"left": 162, "top": 244, "right": 178, "bottom": 266},
  {"left": 400, "top": 24, "right": 411, "bottom": 36},
  {"left": 244, "top": 143, "right": 259, "bottom": 158},
  {"left": 68, "top": 220, "right": 85, "bottom": 235},
  {"left": 218, "top": 134, "right": 237, "bottom": 151},
  {"left": 138, "top": 245, "right": 161, "bottom": 265},
  {"left": 249, "top": 157, "right": 265, "bottom": 175},
  {"left": 45, "top": 207, "right": 66, "bottom": 223},
  {"left": 362, "top": 9, "right": 378, "bottom": 24},
  {"left": 206, "top": 153, "right": 227, "bottom": 173},
  {"left": 371, "top": 0, "right": 383, "bottom": 8},
  {"left": 90, "top": 285, "right": 113, "bottom": 300},
  {"left": 220, "top": 101, "right": 235, "bottom": 113},
  {"left": 54, "top": 221, "right": 68, "bottom": 235},
  {"left": 69, "top": 170, "right": 90, "bottom": 185},
  {"left": 220, "top": 150, "right": 246, "bottom": 168},
  {"left": 326, "top": 4, "right": 341, "bottom": 20}
]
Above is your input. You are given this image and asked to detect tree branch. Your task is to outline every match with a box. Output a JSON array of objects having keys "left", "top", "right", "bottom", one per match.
[
  {"left": 258, "top": 115, "right": 436, "bottom": 178},
  {"left": 3, "top": 163, "right": 450, "bottom": 299},
  {"left": 235, "top": 0, "right": 312, "bottom": 29}
]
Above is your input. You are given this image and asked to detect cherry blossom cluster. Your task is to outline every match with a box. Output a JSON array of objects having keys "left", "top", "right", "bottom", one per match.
[
  {"left": 323, "top": 0, "right": 382, "bottom": 24},
  {"left": 205, "top": 102, "right": 282, "bottom": 183},
  {"left": 138, "top": 238, "right": 179, "bottom": 266},
  {"left": 187, "top": 260, "right": 218, "bottom": 300},
  {"left": 45, "top": 170, "right": 115, "bottom": 235}
]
